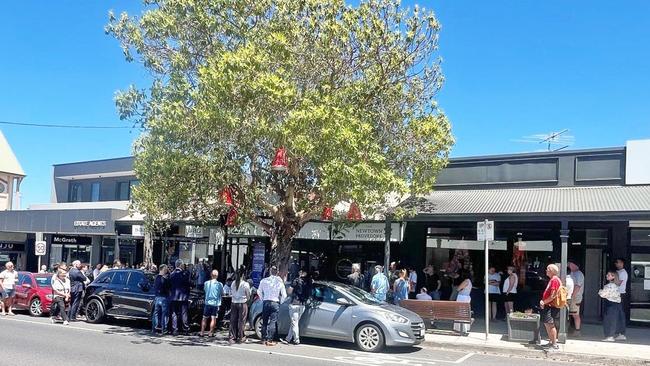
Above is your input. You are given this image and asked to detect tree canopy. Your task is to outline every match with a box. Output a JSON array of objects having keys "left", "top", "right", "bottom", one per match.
[{"left": 107, "top": 0, "right": 454, "bottom": 269}]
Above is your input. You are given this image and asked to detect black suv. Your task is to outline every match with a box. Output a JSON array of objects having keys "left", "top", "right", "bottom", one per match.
[{"left": 84, "top": 269, "right": 204, "bottom": 325}]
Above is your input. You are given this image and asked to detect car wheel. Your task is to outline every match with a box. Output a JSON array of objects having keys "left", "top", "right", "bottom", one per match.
[
  {"left": 355, "top": 323, "right": 385, "bottom": 352},
  {"left": 85, "top": 298, "right": 105, "bottom": 324},
  {"left": 29, "top": 298, "right": 43, "bottom": 317},
  {"left": 254, "top": 316, "right": 263, "bottom": 340}
]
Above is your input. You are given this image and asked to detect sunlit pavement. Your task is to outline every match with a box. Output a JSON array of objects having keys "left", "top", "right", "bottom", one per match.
[{"left": 1, "top": 314, "right": 596, "bottom": 366}]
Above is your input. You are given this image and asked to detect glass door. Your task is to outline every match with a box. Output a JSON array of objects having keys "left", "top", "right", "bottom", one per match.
[{"left": 630, "top": 228, "right": 650, "bottom": 323}]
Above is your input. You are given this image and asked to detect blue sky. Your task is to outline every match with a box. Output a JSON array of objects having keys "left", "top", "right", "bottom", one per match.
[{"left": 1, "top": 1, "right": 649, "bottom": 208}]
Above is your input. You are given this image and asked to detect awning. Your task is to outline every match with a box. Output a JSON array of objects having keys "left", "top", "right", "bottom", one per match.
[{"left": 402, "top": 185, "right": 650, "bottom": 216}]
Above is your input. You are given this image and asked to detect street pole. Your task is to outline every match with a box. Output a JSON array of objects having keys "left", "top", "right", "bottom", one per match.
[
  {"left": 559, "top": 226, "right": 570, "bottom": 343},
  {"left": 384, "top": 215, "right": 391, "bottom": 277},
  {"left": 484, "top": 219, "right": 490, "bottom": 340}
]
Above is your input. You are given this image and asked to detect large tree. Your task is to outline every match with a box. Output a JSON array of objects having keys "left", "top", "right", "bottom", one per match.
[{"left": 107, "top": 0, "right": 454, "bottom": 271}]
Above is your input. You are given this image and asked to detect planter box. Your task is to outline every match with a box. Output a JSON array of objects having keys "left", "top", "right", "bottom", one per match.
[{"left": 507, "top": 314, "right": 540, "bottom": 342}]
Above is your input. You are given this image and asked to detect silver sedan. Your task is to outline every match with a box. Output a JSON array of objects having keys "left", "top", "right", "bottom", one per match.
[{"left": 249, "top": 281, "right": 425, "bottom": 352}]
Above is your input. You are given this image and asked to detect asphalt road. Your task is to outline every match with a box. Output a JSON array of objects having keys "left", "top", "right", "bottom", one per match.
[{"left": 0, "top": 314, "right": 592, "bottom": 366}]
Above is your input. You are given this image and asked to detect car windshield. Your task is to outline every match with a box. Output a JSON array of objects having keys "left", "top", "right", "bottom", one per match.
[
  {"left": 333, "top": 283, "right": 382, "bottom": 305},
  {"left": 35, "top": 276, "right": 51, "bottom": 287}
]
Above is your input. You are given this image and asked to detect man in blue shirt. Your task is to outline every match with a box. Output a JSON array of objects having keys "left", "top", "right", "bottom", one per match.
[
  {"left": 371, "top": 265, "right": 389, "bottom": 302},
  {"left": 200, "top": 269, "right": 223, "bottom": 337}
]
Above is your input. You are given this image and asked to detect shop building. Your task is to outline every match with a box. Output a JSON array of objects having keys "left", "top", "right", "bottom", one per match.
[
  {"left": 399, "top": 139, "right": 650, "bottom": 325},
  {"left": 0, "top": 130, "right": 27, "bottom": 269}
]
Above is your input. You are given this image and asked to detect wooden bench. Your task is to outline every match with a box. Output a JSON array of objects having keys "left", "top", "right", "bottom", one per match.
[{"left": 399, "top": 300, "right": 472, "bottom": 335}]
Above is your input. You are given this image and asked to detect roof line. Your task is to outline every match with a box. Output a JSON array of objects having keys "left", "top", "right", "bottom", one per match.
[
  {"left": 52, "top": 156, "right": 134, "bottom": 166},
  {"left": 448, "top": 146, "right": 625, "bottom": 163}
]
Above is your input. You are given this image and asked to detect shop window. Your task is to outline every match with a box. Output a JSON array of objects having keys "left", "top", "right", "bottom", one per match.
[
  {"left": 91, "top": 182, "right": 101, "bottom": 202},
  {"left": 586, "top": 229, "right": 608, "bottom": 246},
  {"left": 631, "top": 229, "right": 650, "bottom": 247},
  {"left": 68, "top": 183, "right": 82, "bottom": 202},
  {"left": 630, "top": 253, "right": 650, "bottom": 323}
]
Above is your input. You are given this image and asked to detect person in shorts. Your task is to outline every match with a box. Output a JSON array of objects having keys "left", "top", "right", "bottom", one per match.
[
  {"left": 568, "top": 262, "right": 584, "bottom": 336},
  {"left": 200, "top": 270, "right": 223, "bottom": 337},
  {"left": 539, "top": 264, "right": 562, "bottom": 351},
  {"left": 0, "top": 261, "right": 19, "bottom": 316}
]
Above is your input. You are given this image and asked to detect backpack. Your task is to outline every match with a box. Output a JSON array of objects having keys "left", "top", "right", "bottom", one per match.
[{"left": 552, "top": 285, "right": 568, "bottom": 308}]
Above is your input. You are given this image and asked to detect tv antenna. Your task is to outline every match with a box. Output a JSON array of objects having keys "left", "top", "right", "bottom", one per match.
[{"left": 512, "top": 129, "right": 574, "bottom": 151}]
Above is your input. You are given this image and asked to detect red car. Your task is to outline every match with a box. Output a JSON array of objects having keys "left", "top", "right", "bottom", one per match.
[{"left": 13, "top": 272, "right": 53, "bottom": 317}]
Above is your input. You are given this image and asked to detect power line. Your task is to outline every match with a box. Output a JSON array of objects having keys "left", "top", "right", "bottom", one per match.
[{"left": 0, "top": 120, "right": 131, "bottom": 129}]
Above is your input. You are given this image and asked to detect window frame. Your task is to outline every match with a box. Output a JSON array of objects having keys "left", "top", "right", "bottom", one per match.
[
  {"left": 68, "top": 182, "right": 83, "bottom": 202},
  {"left": 90, "top": 182, "right": 101, "bottom": 202}
]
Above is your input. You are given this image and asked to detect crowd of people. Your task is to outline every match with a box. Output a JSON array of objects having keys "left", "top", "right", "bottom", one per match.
[
  {"left": 1, "top": 254, "right": 632, "bottom": 350},
  {"left": 342, "top": 257, "right": 630, "bottom": 350}
]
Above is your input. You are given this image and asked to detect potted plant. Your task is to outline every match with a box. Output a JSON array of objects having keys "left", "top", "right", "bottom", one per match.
[{"left": 507, "top": 311, "right": 540, "bottom": 342}]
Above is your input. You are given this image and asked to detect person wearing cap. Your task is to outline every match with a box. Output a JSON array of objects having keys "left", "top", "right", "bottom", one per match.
[
  {"left": 258, "top": 266, "right": 287, "bottom": 346},
  {"left": 371, "top": 265, "right": 389, "bottom": 302}
]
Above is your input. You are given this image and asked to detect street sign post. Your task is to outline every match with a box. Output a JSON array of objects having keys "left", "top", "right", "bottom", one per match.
[
  {"left": 35, "top": 232, "right": 46, "bottom": 271},
  {"left": 477, "top": 220, "right": 494, "bottom": 340},
  {"left": 35, "top": 241, "right": 47, "bottom": 256}
]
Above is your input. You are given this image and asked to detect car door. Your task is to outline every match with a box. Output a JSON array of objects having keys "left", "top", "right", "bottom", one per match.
[
  {"left": 302, "top": 284, "right": 354, "bottom": 340},
  {"left": 14, "top": 273, "right": 31, "bottom": 308},
  {"left": 106, "top": 271, "right": 130, "bottom": 317},
  {"left": 123, "top": 271, "right": 155, "bottom": 319}
]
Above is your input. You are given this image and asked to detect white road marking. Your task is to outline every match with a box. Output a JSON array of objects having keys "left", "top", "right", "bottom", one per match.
[
  {"left": 1, "top": 316, "right": 475, "bottom": 366},
  {"left": 453, "top": 353, "right": 474, "bottom": 363}
]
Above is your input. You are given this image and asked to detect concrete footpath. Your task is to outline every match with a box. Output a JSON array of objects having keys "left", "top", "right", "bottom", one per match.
[{"left": 421, "top": 320, "right": 650, "bottom": 365}]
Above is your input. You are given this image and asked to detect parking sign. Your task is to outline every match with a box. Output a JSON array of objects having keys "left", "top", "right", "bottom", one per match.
[
  {"left": 35, "top": 240, "right": 47, "bottom": 256},
  {"left": 477, "top": 221, "right": 495, "bottom": 241}
]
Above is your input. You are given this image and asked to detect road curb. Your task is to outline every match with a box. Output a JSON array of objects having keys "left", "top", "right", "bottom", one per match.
[{"left": 422, "top": 340, "right": 650, "bottom": 366}]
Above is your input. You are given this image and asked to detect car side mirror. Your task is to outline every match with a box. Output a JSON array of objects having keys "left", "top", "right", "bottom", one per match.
[
  {"left": 139, "top": 282, "right": 150, "bottom": 292},
  {"left": 336, "top": 297, "right": 351, "bottom": 306},
  {"left": 22, "top": 284, "right": 32, "bottom": 289}
]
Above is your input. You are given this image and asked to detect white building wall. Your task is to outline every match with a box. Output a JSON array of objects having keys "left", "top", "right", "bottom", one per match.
[{"left": 626, "top": 139, "right": 650, "bottom": 185}]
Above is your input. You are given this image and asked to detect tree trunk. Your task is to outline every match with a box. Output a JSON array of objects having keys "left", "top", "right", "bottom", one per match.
[
  {"left": 270, "top": 221, "right": 298, "bottom": 277},
  {"left": 143, "top": 231, "right": 154, "bottom": 268}
]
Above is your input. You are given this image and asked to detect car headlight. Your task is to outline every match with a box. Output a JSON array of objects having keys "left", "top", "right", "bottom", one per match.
[
  {"left": 381, "top": 311, "right": 409, "bottom": 324},
  {"left": 46, "top": 294, "right": 54, "bottom": 300}
]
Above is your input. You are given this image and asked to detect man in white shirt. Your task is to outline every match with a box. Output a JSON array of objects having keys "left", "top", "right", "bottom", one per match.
[
  {"left": 257, "top": 266, "right": 287, "bottom": 346},
  {"left": 568, "top": 262, "right": 584, "bottom": 336},
  {"left": 614, "top": 258, "right": 628, "bottom": 340},
  {"left": 0, "top": 261, "right": 19, "bottom": 316}
]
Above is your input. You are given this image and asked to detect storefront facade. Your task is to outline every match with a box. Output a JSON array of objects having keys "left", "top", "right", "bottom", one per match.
[{"left": 400, "top": 140, "right": 650, "bottom": 325}]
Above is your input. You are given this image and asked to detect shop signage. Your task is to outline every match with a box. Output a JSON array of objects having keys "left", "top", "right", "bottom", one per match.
[
  {"left": 35, "top": 241, "right": 47, "bottom": 256},
  {"left": 477, "top": 221, "right": 495, "bottom": 241},
  {"left": 295, "top": 222, "right": 330, "bottom": 240},
  {"left": 131, "top": 225, "right": 145, "bottom": 237},
  {"left": 0, "top": 242, "right": 25, "bottom": 251},
  {"left": 229, "top": 222, "right": 270, "bottom": 237},
  {"left": 185, "top": 225, "right": 204, "bottom": 238},
  {"left": 73, "top": 220, "right": 107, "bottom": 228},
  {"left": 52, "top": 235, "right": 92, "bottom": 245},
  {"left": 438, "top": 239, "right": 507, "bottom": 251},
  {"left": 251, "top": 243, "right": 266, "bottom": 288},
  {"left": 331, "top": 223, "right": 401, "bottom": 242}
]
